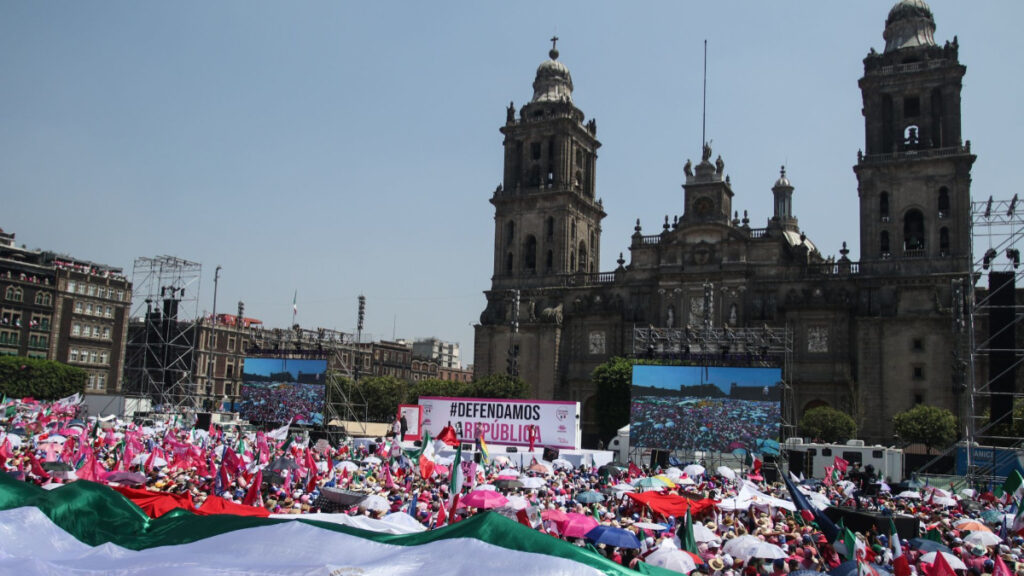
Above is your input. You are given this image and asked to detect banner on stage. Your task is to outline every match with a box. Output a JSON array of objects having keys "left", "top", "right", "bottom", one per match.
[{"left": 418, "top": 396, "right": 580, "bottom": 450}]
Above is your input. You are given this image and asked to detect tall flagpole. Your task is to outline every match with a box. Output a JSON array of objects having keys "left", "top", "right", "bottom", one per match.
[
  {"left": 702, "top": 39, "right": 708, "bottom": 148},
  {"left": 292, "top": 290, "right": 297, "bottom": 327}
]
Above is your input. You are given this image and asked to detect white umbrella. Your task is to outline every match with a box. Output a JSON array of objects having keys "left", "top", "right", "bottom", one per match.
[
  {"left": 896, "top": 490, "right": 921, "bottom": 499},
  {"left": 552, "top": 458, "right": 574, "bottom": 471},
  {"left": 920, "top": 552, "right": 967, "bottom": 571},
  {"left": 683, "top": 464, "right": 706, "bottom": 478},
  {"left": 492, "top": 455, "right": 510, "bottom": 467},
  {"left": 521, "top": 477, "right": 546, "bottom": 490},
  {"left": 611, "top": 482, "right": 636, "bottom": 493},
  {"left": 1, "top": 434, "right": 22, "bottom": 449},
  {"left": 634, "top": 522, "right": 668, "bottom": 531},
  {"left": 362, "top": 456, "right": 382, "bottom": 466},
  {"left": 476, "top": 483, "right": 497, "bottom": 491},
  {"left": 692, "top": 522, "right": 720, "bottom": 543},
  {"left": 964, "top": 531, "right": 1002, "bottom": 547},
  {"left": 497, "top": 468, "right": 520, "bottom": 479},
  {"left": 723, "top": 534, "right": 787, "bottom": 560},
  {"left": 645, "top": 540, "right": 696, "bottom": 574},
  {"left": 505, "top": 495, "right": 530, "bottom": 510},
  {"left": 959, "top": 488, "right": 978, "bottom": 500},
  {"left": 131, "top": 453, "right": 168, "bottom": 467},
  {"left": 664, "top": 467, "right": 684, "bottom": 479},
  {"left": 336, "top": 461, "right": 359, "bottom": 472},
  {"left": 360, "top": 494, "right": 390, "bottom": 513},
  {"left": 716, "top": 466, "right": 737, "bottom": 481}
]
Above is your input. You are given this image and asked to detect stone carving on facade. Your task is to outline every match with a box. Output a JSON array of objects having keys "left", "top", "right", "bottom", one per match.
[
  {"left": 539, "top": 303, "right": 563, "bottom": 325},
  {"left": 688, "top": 297, "right": 706, "bottom": 327},
  {"left": 807, "top": 326, "right": 829, "bottom": 353},
  {"left": 715, "top": 155, "right": 724, "bottom": 175},
  {"left": 506, "top": 101, "right": 515, "bottom": 123},
  {"left": 684, "top": 159, "right": 693, "bottom": 177},
  {"left": 702, "top": 141, "right": 712, "bottom": 163},
  {"left": 588, "top": 330, "right": 606, "bottom": 355}
]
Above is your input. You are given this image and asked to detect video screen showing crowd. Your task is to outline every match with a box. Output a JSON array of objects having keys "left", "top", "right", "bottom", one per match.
[
  {"left": 629, "top": 365, "right": 782, "bottom": 455},
  {"left": 238, "top": 357, "right": 326, "bottom": 426}
]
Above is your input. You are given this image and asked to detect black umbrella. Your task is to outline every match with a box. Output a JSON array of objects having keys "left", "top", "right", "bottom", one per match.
[
  {"left": 829, "top": 560, "right": 892, "bottom": 576},
  {"left": 42, "top": 461, "right": 73, "bottom": 472},
  {"left": 908, "top": 538, "right": 952, "bottom": 554},
  {"left": 494, "top": 478, "right": 524, "bottom": 491},
  {"left": 268, "top": 457, "right": 301, "bottom": 471}
]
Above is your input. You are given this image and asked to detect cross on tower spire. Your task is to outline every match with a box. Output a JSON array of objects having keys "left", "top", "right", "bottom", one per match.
[{"left": 549, "top": 35, "right": 559, "bottom": 59}]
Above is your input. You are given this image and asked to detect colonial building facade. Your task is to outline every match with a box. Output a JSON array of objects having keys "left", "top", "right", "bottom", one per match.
[{"left": 474, "top": 1, "right": 976, "bottom": 446}]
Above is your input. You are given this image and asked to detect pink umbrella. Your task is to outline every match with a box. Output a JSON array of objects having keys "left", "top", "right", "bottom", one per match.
[
  {"left": 461, "top": 490, "right": 509, "bottom": 509},
  {"left": 541, "top": 509, "right": 569, "bottom": 525},
  {"left": 561, "top": 512, "right": 599, "bottom": 538}
]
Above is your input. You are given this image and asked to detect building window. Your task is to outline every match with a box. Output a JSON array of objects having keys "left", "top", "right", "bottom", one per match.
[
  {"left": 99, "top": 352, "right": 108, "bottom": 365},
  {"left": 912, "top": 338, "right": 924, "bottom": 352},
  {"left": 880, "top": 192, "right": 890, "bottom": 221},
  {"left": 525, "top": 235, "right": 537, "bottom": 271},
  {"left": 912, "top": 365, "right": 924, "bottom": 380},
  {"left": 70, "top": 349, "right": 78, "bottom": 362},
  {"left": 74, "top": 301, "right": 83, "bottom": 313},
  {"left": 227, "top": 336, "right": 236, "bottom": 352},
  {"left": 939, "top": 227, "right": 950, "bottom": 256},
  {"left": 105, "top": 306, "right": 112, "bottom": 318},
  {"left": 505, "top": 252, "right": 514, "bottom": 274},
  {"left": 545, "top": 217, "right": 554, "bottom": 239},
  {"left": 67, "top": 281, "right": 76, "bottom": 293},
  {"left": 117, "top": 290, "right": 125, "bottom": 301},
  {"left": 903, "top": 210, "right": 925, "bottom": 251},
  {"left": 72, "top": 323, "right": 81, "bottom": 336},
  {"left": 87, "top": 285, "right": 96, "bottom": 297},
  {"left": 103, "top": 327, "right": 110, "bottom": 339},
  {"left": 89, "top": 351, "right": 97, "bottom": 364},
  {"left": 938, "top": 187, "right": 950, "bottom": 218}
]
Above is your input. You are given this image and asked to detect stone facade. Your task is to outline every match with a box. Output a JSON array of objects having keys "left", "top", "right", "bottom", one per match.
[{"left": 474, "top": 2, "right": 979, "bottom": 447}]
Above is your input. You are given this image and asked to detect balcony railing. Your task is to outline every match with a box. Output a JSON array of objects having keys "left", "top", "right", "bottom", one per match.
[{"left": 859, "top": 144, "right": 971, "bottom": 165}]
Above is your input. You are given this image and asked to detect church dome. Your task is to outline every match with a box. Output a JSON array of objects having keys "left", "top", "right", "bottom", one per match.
[
  {"left": 773, "top": 166, "right": 792, "bottom": 189},
  {"left": 532, "top": 47, "right": 574, "bottom": 104},
  {"left": 883, "top": 0, "right": 936, "bottom": 53}
]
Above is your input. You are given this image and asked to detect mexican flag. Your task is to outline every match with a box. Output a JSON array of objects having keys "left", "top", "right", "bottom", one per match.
[
  {"left": 1002, "top": 470, "right": 1024, "bottom": 503},
  {"left": 0, "top": 474, "right": 674, "bottom": 575}
]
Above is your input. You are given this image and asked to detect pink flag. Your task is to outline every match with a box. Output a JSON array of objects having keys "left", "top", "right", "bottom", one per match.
[{"left": 243, "top": 469, "right": 263, "bottom": 507}]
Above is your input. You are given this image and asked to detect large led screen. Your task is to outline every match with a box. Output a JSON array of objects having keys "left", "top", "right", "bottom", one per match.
[
  {"left": 239, "top": 357, "right": 327, "bottom": 426},
  {"left": 629, "top": 365, "right": 782, "bottom": 453}
]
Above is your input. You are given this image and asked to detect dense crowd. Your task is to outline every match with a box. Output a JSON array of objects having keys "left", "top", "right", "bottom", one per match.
[
  {"left": 2, "top": 394, "right": 1024, "bottom": 576},
  {"left": 237, "top": 382, "right": 325, "bottom": 426},
  {"left": 631, "top": 396, "right": 780, "bottom": 453}
]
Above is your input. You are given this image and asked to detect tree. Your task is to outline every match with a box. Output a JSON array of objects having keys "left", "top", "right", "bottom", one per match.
[
  {"left": 893, "top": 404, "right": 957, "bottom": 454},
  {"left": 355, "top": 376, "right": 408, "bottom": 423},
  {"left": 407, "top": 378, "right": 465, "bottom": 404},
  {"left": 592, "top": 357, "right": 635, "bottom": 444},
  {"left": 467, "top": 373, "right": 528, "bottom": 399},
  {"left": 0, "top": 356, "right": 86, "bottom": 400},
  {"left": 799, "top": 406, "right": 857, "bottom": 443}
]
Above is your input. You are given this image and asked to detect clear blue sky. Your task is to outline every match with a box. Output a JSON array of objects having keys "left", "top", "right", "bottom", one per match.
[{"left": 3, "top": 2, "right": 1020, "bottom": 364}]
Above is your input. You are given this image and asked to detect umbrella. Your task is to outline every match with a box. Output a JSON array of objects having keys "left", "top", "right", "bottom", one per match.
[
  {"left": 131, "top": 453, "right": 168, "bottom": 467},
  {"left": 954, "top": 520, "right": 991, "bottom": 532},
  {"left": 919, "top": 552, "right": 967, "bottom": 571},
  {"left": 716, "top": 466, "right": 737, "bottom": 480},
  {"left": 964, "top": 530, "right": 1002, "bottom": 546},
  {"left": 505, "top": 495, "right": 530, "bottom": 510},
  {"left": 692, "top": 522, "right": 720, "bottom": 542},
  {"left": 585, "top": 525, "right": 642, "bottom": 549},
  {"left": 541, "top": 508, "right": 569, "bottom": 525},
  {"left": 461, "top": 489, "right": 508, "bottom": 509},
  {"left": 907, "top": 538, "right": 952, "bottom": 554},
  {"left": 528, "top": 462, "right": 552, "bottom": 475},
  {"left": 268, "top": 457, "right": 301, "bottom": 471},
  {"left": 494, "top": 478, "right": 524, "bottom": 491},
  {"left": 599, "top": 464, "right": 626, "bottom": 476},
  {"left": 492, "top": 455, "right": 510, "bottom": 467},
  {"left": 561, "top": 513, "right": 599, "bottom": 538},
  {"left": 633, "top": 522, "right": 668, "bottom": 531},
  {"left": 496, "top": 468, "right": 520, "bottom": 479},
  {"left": 552, "top": 458, "right": 574, "bottom": 471},
  {"left": 41, "top": 434, "right": 67, "bottom": 444},
  {"left": 828, "top": 560, "right": 893, "bottom": 576},
  {"left": 42, "top": 461, "right": 73, "bottom": 472},
  {"left": 520, "top": 477, "right": 546, "bottom": 490},
  {"left": 723, "top": 534, "right": 787, "bottom": 560},
  {"left": 0, "top": 435, "right": 22, "bottom": 449},
  {"left": 575, "top": 489, "right": 605, "bottom": 504},
  {"left": 104, "top": 471, "right": 148, "bottom": 485},
  {"left": 981, "top": 509, "right": 1005, "bottom": 525},
  {"left": 896, "top": 490, "right": 921, "bottom": 499},
  {"left": 362, "top": 456, "right": 382, "bottom": 466},
  {"left": 683, "top": 464, "right": 706, "bottom": 478},
  {"left": 475, "top": 483, "right": 497, "bottom": 491},
  {"left": 645, "top": 540, "right": 697, "bottom": 574},
  {"left": 360, "top": 494, "right": 390, "bottom": 512},
  {"left": 336, "top": 461, "right": 359, "bottom": 473},
  {"left": 633, "top": 477, "right": 671, "bottom": 490},
  {"left": 653, "top": 474, "right": 677, "bottom": 488},
  {"left": 610, "top": 482, "right": 635, "bottom": 493}
]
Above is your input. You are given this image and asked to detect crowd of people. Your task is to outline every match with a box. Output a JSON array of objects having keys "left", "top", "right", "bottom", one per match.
[
  {"left": 1, "top": 394, "right": 1024, "bottom": 576},
  {"left": 631, "top": 395, "right": 780, "bottom": 453},
  {"left": 237, "top": 382, "right": 325, "bottom": 426}
]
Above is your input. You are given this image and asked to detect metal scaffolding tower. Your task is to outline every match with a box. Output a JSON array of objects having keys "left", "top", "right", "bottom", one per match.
[{"left": 124, "top": 256, "right": 202, "bottom": 411}]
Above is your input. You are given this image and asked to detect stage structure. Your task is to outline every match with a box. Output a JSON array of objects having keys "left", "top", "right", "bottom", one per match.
[
  {"left": 249, "top": 324, "right": 370, "bottom": 442},
  {"left": 952, "top": 196, "right": 1024, "bottom": 488},
  {"left": 124, "top": 256, "right": 203, "bottom": 410},
  {"left": 630, "top": 281, "right": 794, "bottom": 474}
]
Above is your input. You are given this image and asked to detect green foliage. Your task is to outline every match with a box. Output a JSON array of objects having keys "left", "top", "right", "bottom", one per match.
[
  {"left": 408, "top": 378, "right": 466, "bottom": 404},
  {"left": 799, "top": 406, "right": 857, "bottom": 443},
  {"left": 592, "top": 357, "right": 635, "bottom": 444},
  {"left": 893, "top": 404, "right": 957, "bottom": 454},
  {"left": 0, "top": 356, "right": 86, "bottom": 400},
  {"left": 357, "top": 376, "right": 408, "bottom": 423},
  {"left": 467, "top": 373, "right": 528, "bottom": 400}
]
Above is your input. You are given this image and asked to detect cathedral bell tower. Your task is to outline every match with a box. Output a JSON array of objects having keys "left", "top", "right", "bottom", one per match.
[
  {"left": 855, "top": 0, "right": 975, "bottom": 275},
  {"left": 489, "top": 39, "right": 605, "bottom": 290}
]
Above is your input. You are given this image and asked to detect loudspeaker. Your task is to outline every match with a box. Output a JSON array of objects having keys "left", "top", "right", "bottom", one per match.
[
  {"left": 506, "top": 446, "right": 518, "bottom": 453},
  {"left": 368, "top": 443, "right": 377, "bottom": 454},
  {"left": 542, "top": 447, "right": 559, "bottom": 462},
  {"left": 195, "top": 412, "right": 212, "bottom": 430},
  {"left": 462, "top": 443, "right": 473, "bottom": 451},
  {"left": 989, "top": 271, "right": 1016, "bottom": 426}
]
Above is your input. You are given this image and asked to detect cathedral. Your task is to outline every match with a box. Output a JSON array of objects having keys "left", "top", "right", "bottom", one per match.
[{"left": 474, "top": 0, "right": 975, "bottom": 446}]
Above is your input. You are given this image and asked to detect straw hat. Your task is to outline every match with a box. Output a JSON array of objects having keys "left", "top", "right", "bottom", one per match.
[{"left": 710, "top": 558, "right": 726, "bottom": 571}]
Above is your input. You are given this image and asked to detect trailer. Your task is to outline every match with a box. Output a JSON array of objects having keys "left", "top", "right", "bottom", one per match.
[{"left": 783, "top": 438, "right": 904, "bottom": 482}]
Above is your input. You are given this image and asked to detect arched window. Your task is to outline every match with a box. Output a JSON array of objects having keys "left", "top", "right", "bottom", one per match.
[
  {"left": 570, "top": 251, "right": 576, "bottom": 272},
  {"left": 938, "top": 187, "right": 950, "bottom": 217},
  {"left": 570, "top": 219, "right": 576, "bottom": 241},
  {"left": 545, "top": 250, "right": 553, "bottom": 272},
  {"left": 545, "top": 217, "right": 554, "bottom": 239},
  {"left": 904, "top": 209, "right": 925, "bottom": 250},
  {"left": 940, "top": 227, "right": 950, "bottom": 256},
  {"left": 505, "top": 252, "right": 514, "bottom": 274},
  {"left": 880, "top": 231, "right": 890, "bottom": 257},
  {"left": 4, "top": 286, "right": 14, "bottom": 300},
  {"left": 880, "top": 192, "right": 890, "bottom": 221},
  {"left": 578, "top": 241, "right": 588, "bottom": 272},
  {"left": 524, "top": 236, "right": 537, "bottom": 271},
  {"left": 505, "top": 220, "right": 515, "bottom": 246}
]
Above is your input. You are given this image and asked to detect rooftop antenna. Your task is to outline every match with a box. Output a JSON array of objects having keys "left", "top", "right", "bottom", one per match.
[{"left": 702, "top": 39, "right": 708, "bottom": 149}]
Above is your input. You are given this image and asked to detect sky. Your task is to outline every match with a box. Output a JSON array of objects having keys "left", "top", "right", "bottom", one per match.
[
  {"left": 3, "top": 1, "right": 1022, "bottom": 366},
  {"left": 632, "top": 365, "right": 782, "bottom": 394}
]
